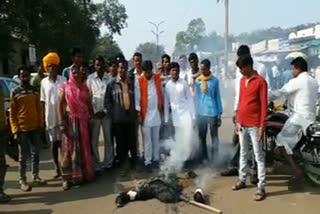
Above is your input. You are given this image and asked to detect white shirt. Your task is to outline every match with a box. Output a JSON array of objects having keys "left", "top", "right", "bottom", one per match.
[
  {"left": 270, "top": 72, "right": 319, "bottom": 131},
  {"left": 234, "top": 61, "right": 267, "bottom": 111},
  {"left": 87, "top": 72, "right": 109, "bottom": 114},
  {"left": 164, "top": 78, "right": 195, "bottom": 127},
  {"left": 179, "top": 68, "right": 188, "bottom": 81},
  {"left": 272, "top": 65, "right": 280, "bottom": 78},
  {"left": 135, "top": 76, "right": 161, "bottom": 127},
  {"left": 314, "top": 67, "right": 320, "bottom": 93},
  {"left": 40, "top": 75, "right": 66, "bottom": 129}
]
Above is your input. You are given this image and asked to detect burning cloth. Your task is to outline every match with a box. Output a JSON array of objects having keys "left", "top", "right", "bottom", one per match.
[{"left": 115, "top": 172, "right": 205, "bottom": 207}]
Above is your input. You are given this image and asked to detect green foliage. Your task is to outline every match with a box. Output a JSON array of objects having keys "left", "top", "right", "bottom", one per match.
[
  {"left": 0, "top": 0, "right": 127, "bottom": 63},
  {"left": 173, "top": 18, "right": 206, "bottom": 57},
  {"left": 135, "top": 42, "right": 166, "bottom": 64},
  {"left": 173, "top": 18, "right": 320, "bottom": 57},
  {"left": 91, "top": 35, "right": 122, "bottom": 60}
]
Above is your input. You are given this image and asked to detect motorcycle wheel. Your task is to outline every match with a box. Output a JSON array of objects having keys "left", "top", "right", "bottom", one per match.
[{"left": 304, "top": 163, "right": 320, "bottom": 186}]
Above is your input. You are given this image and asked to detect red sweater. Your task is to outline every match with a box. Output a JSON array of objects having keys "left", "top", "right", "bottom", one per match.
[{"left": 237, "top": 72, "right": 268, "bottom": 129}]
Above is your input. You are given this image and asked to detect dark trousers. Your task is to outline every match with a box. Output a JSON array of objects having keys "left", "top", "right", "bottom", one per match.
[
  {"left": 0, "top": 141, "right": 6, "bottom": 193},
  {"left": 51, "top": 141, "right": 61, "bottom": 173},
  {"left": 114, "top": 122, "right": 137, "bottom": 166},
  {"left": 18, "top": 130, "right": 41, "bottom": 182},
  {"left": 197, "top": 116, "right": 220, "bottom": 161}
]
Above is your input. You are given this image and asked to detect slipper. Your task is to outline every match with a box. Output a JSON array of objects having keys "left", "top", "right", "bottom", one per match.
[
  {"left": 253, "top": 190, "right": 266, "bottom": 201},
  {"left": 232, "top": 181, "right": 246, "bottom": 191}
]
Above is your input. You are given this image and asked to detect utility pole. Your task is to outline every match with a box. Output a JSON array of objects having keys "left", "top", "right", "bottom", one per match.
[
  {"left": 149, "top": 21, "right": 165, "bottom": 59},
  {"left": 224, "top": 0, "right": 229, "bottom": 78},
  {"left": 217, "top": 0, "right": 229, "bottom": 78}
]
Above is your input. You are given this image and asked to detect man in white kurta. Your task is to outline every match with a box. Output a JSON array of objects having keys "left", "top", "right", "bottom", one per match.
[
  {"left": 164, "top": 62, "right": 196, "bottom": 168},
  {"left": 135, "top": 61, "right": 162, "bottom": 171},
  {"left": 269, "top": 57, "right": 318, "bottom": 185},
  {"left": 40, "top": 63, "right": 66, "bottom": 178}
]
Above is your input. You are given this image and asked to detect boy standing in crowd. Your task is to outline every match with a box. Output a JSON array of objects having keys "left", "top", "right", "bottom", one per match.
[
  {"left": 195, "top": 59, "right": 223, "bottom": 162},
  {"left": 232, "top": 55, "right": 268, "bottom": 201},
  {"left": 10, "top": 66, "right": 46, "bottom": 192}
]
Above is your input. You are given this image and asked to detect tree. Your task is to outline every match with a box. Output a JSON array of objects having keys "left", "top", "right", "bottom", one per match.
[
  {"left": 0, "top": 0, "right": 127, "bottom": 64},
  {"left": 173, "top": 18, "right": 206, "bottom": 57},
  {"left": 91, "top": 35, "right": 122, "bottom": 60},
  {"left": 135, "top": 42, "right": 166, "bottom": 64}
]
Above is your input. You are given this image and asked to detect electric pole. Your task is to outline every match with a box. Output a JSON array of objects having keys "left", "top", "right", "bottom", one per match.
[{"left": 149, "top": 21, "right": 165, "bottom": 59}]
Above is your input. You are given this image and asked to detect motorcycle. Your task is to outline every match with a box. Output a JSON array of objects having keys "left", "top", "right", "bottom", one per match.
[{"left": 264, "top": 102, "right": 320, "bottom": 185}]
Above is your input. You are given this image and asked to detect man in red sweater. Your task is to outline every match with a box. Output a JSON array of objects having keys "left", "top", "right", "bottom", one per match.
[{"left": 232, "top": 55, "right": 268, "bottom": 201}]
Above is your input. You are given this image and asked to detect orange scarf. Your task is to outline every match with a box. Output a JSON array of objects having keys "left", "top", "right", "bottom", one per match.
[
  {"left": 139, "top": 73, "right": 163, "bottom": 122},
  {"left": 197, "top": 74, "right": 212, "bottom": 93}
]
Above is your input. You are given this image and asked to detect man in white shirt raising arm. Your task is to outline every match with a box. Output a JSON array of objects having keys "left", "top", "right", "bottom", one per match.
[{"left": 269, "top": 57, "right": 319, "bottom": 190}]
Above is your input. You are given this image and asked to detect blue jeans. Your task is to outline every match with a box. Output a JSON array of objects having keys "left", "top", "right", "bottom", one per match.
[{"left": 239, "top": 126, "right": 266, "bottom": 189}]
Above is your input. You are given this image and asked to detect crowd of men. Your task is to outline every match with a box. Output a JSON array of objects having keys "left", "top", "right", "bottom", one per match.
[{"left": 0, "top": 44, "right": 318, "bottom": 203}]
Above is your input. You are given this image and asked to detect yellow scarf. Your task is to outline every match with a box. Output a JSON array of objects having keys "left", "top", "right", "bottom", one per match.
[{"left": 197, "top": 74, "right": 212, "bottom": 93}]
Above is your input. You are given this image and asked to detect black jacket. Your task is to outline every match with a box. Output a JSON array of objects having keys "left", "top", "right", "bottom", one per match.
[{"left": 105, "top": 78, "right": 136, "bottom": 124}]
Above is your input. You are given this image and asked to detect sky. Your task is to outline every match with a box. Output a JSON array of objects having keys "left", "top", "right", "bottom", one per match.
[{"left": 99, "top": 0, "right": 320, "bottom": 59}]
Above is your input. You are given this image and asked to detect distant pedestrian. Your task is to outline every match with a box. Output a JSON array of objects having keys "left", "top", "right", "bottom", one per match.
[
  {"left": 187, "top": 53, "right": 201, "bottom": 93},
  {"left": 62, "top": 47, "right": 83, "bottom": 80}
]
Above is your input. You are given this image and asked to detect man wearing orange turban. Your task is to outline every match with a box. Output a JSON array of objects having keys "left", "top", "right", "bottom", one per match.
[
  {"left": 42, "top": 52, "right": 60, "bottom": 73},
  {"left": 41, "top": 52, "right": 66, "bottom": 179}
]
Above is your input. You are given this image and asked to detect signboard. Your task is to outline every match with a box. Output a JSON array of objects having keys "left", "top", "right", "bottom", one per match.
[
  {"left": 268, "top": 39, "right": 279, "bottom": 51},
  {"left": 251, "top": 40, "right": 267, "bottom": 54},
  {"left": 28, "top": 44, "right": 36, "bottom": 64}
]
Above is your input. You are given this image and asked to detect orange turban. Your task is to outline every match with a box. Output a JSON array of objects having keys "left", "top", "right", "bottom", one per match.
[{"left": 42, "top": 52, "right": 60, "bottom": 72}]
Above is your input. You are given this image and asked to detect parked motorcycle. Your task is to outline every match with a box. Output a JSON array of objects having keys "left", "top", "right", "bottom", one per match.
[{"left": 264, "top": 102, "right": 320, "bottom": 185}]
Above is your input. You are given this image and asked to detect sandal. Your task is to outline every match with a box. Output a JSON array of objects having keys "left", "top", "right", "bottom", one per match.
[
  {"left": 0, "top": 192, "right": 11, "bottom": 203},
  {"left": 232, "top": 181, "right": 246, "bottom": 191},
  {"left": 253, "top": 190, "right": 266, "bottom": 201}
]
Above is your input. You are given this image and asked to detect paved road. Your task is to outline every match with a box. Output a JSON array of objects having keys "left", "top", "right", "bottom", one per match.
[{"left": 1, "top": 118, "right": 320, "bottom": 214}]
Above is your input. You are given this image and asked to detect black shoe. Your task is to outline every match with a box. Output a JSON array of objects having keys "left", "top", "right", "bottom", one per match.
[
  {"left": 221, "top": 168, "right": 238, "bottom": 176},
  {"left": 152, "top": 162, "right": 160, "bottom": 170},
  {"left": 145, "top": 164, "right": 153, "bottom": 173}
]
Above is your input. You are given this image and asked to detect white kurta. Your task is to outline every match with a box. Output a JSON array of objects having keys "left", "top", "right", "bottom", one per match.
[
  {"left": 164, "top": 78, "right": 195, "bottom": 127},
  {"left": 135, "top": 77, "right": 161, "bottom": 127},
  {"left": 40, "top": 75, "right": 66, "bottom": 129},
  {"left": 270, "top": 72, "right": 319, "bottom": 154}
]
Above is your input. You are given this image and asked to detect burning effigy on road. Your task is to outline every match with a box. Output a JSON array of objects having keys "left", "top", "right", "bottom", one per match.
[{"left": 115, "top": 171, "right": 222, "bottom": 213}]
